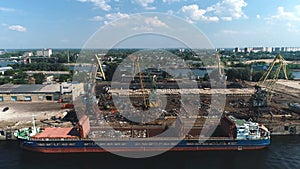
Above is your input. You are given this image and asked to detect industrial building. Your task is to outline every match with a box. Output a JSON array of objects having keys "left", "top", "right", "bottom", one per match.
[{"left": 0, "top": 83, "right": 84, "bottom": 103}]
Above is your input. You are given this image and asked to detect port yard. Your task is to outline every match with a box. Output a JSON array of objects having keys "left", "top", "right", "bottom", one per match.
[
  {"left": 1, "top": 79, "right": 300, "bottom": 140},
  {"left": 101, "top": 80, "right": 300, "bottom": 136}
]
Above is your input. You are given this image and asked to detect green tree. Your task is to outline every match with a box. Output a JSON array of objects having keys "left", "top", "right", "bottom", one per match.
[
  {"left": 4, "top": 69, "right": 15, "bottom": 76},
  {"left": 52, "top": 53, "right": 68, "bottom": 63},
  {"left": 0, "top": 77, "right": 12, "bottom": 85},
  {"left": 13, "top": 78, "right": 28, "bottom": 84},
  {"left": 252, "top": 71, "right": 264, "bottom": 82},
  {"left": 33, "top": 73, "right": 45, "bottom": 84},
  {"left": 203, "top": 73, "right": 209, "bottom": 81},
  {"left": 59, "top": 74, "right": 71, "bottom": 82},
  {"left": 226, "top": 68, "right": 250, "bottom": 81},
  {"left": 14, "top": 71, "right": 28, "bottom": 79}
]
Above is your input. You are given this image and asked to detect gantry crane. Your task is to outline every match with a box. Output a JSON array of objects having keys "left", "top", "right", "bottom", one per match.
[
  {"left": 249, "top": 54, "right": 288, "bottom": 121},
  {"left": 132, "top": 56, "right": 161, "bottom": 109},
  {"left": 257, "top": 54, "right": 288, "bottom": 102}
]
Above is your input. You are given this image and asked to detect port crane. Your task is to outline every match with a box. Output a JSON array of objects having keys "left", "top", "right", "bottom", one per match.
[
  {"left": 93, "top": 54, "right": 111, "bottom": 110},
  {"left": 255, "top": 54, "right": 288, "bottom": 102},
  {"left": 249, "top": 54, "right": 288, "bottom": 120},
  {"left": 94, "top": 54, "right": 106, "bottom": 81},
  {"left": 257, "top": 54, "right": 288, "bottom": 101},
  {"left": 131, "top": 56, "right": 161, "bottom": 109},
  {"left": 216, "top": 52, "right": 224, "bottom": 77},
  {"left": 135, "top": 56, "right": 148, "bottom": 109},
  {"left": 217, "top": 52, "right": 227, "bottom": 83}
]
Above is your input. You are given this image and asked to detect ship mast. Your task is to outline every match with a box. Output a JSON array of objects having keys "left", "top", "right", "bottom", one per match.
[{"left": 32, "top": 114, "right": 37, "bottom": 134}]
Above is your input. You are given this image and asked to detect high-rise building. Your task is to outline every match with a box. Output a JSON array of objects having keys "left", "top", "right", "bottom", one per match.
[{"left": 36, "top": 48, "right": 52, "bottom": 57}]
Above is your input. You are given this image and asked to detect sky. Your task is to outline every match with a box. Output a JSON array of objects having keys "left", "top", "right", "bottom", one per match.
[{"left": 0, "top": 0, "right": 300, "bottom": 49}]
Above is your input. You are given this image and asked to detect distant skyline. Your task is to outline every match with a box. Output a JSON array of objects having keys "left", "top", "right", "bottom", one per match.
[{"left": 1, "top": 0, "right": 300, "bottom": 49}]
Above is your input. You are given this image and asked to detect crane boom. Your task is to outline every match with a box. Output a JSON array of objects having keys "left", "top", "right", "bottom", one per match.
[
  {"left": 95, "top": 54, "right": 106, "bottom": 81},
  {"left": 216, "top": 52, "right": 222, "bottom": 77}
]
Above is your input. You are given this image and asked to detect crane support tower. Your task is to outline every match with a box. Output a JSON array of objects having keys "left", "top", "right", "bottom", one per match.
[{"left": 257, "top": 54, "right": 288, "bottom": 101}]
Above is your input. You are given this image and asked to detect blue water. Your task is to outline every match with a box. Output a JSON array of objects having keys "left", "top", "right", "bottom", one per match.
[
  {"left": 292, "top": 71, "right": 300, "bottom": 79},
  {"left": 0, "top": 136, "right": 299, "bottom": 169},
  {"left": 0, "top": 61, "right": 19, "bottom": 67}
]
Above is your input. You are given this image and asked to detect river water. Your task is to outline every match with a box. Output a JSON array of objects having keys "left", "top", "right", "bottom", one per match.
[
  {"left": 292, "top": 71, "right": 300, "bottom": 79},
  {"left": 0, "top": 136, "right": 299, "bottom": 169}
]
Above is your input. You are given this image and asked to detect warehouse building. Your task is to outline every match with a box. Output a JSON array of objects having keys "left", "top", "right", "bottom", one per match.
[{"left": 0, "top": 83, "right": 84, "bottom": 103}]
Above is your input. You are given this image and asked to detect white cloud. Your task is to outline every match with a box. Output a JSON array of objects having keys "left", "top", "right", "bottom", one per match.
[
  {"left": 181, "top": 4, "right": 219, "bottom": 22},
  {"left": 269, "top": 6, "right": 300, "bottom": 21},
  {"left": 132, "top": 16, "right": 169, "bottom": 31},
  {"left": 78, "top": 0, "right": 111, "bottom": 11},
  {"left": 90, "top": 16, "right": 103, "bottom": 21},
  {"left": 132, "top": 25, "right": 153, "bottom": 31},
  {"left": 209, "top": 0, "right": 248, "bottom": 20},
  {"left": 296, "top": 5, "right": 300, "bottom": 15},
  {"left": 167, "top": 10, "right": 174, "bottom": 15},
  {"left": 162, "top": 0, "right": 181, "bottom": 3},
  {"left": 256, "top": 14, "right": 260, "bottom": 19},
  {"left": 0, "top": 7, "right": 15, "bottom": 12},
  {"left": 286, "top": 23, "right": 299, "bottom": 33},
  {"left": 266, "top": 6, "right": 300, "bottom": 33},
  {"left": 220, "top": 30, "right": 252, "bottom": 35},
  {"left": 132, "top": 0, "right": 156, "bottom": 10},
  {"left": 144, "top": 16, "right": 168, "bottom": 27},
  {"left": 221, "top": 30, "right": 239, "bottom": 35},
  {"left": 8, "top": 25, "right": 26, "bottom": 32},
  {"left": 221, "top": 17, "right": 232, "bottom": 21},
  {"left": 105, "top": 12, "right": 130, "bottom": 21},
  {"left": 180, "top": 0, "right": 247, "bottom": 23},
  {"left": 91, "top": 12, "right": 129, "bottom": 24}
]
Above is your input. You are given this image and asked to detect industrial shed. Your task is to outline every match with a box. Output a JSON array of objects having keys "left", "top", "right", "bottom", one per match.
[{"left": 0, "top": 83, "right": 84, "bottom": 103}]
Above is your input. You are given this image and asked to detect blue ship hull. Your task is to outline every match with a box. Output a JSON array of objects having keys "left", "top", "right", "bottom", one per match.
[{"left": 20, "top": 138, "right": 271, "bottom": 153}]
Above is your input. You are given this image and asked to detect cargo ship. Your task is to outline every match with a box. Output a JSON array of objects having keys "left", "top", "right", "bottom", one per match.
[{"left": 14, "top": 114, "right": 270, "bottom": 153}]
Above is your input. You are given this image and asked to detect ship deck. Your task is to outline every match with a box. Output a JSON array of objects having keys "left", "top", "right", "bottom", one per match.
[{"left": 33, "top": 127, "right": 78, "bottom": 139}]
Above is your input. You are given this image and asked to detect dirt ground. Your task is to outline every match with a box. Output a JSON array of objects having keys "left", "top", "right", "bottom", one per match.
[{"left": 0, "top": 102, "right": 69, "bottom": 128}]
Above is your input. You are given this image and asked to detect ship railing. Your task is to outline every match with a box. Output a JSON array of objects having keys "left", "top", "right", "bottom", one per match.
[
  {"left": 28, "top": 135, "right": 270, "bottom": 142},
  {"left": 29, "top": 138, "right": 79, "bottom": 141}
]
